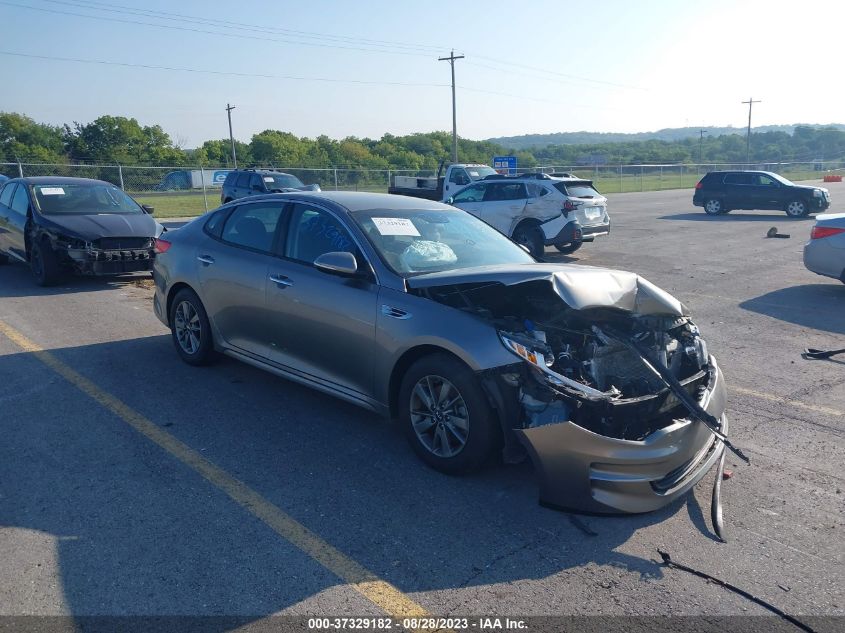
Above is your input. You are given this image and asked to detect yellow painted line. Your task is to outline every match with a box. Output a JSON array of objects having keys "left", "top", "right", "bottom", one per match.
[
  {"left": 731, "top": 385, "right": 843, "bottom": 417},
  {"left": 0, "top": 320, "right": 430, "bottom": 621}
]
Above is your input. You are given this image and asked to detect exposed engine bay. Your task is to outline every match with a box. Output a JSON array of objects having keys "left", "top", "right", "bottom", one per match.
[{"left": 413, "top": 277, "right": 713, "bottom": 441}]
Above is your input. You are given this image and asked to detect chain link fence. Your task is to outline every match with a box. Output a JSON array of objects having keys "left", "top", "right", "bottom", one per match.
[{"left": 2, "top": 160, "right": 841, "bottom": 218}]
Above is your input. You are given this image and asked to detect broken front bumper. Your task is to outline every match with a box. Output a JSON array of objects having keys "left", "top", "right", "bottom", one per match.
[
  {"left": 66, "top": 247, "right": 155, "bottom": 275},
  {"left": 516, "top": 358, "right": 728, "bottom": 514}
]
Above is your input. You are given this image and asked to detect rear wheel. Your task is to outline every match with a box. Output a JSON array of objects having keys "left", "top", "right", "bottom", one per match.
[
  {"left": 554, "top": 240, "right": 583, "bottom": 254},
  {"left": 785, "top": 200, "right": 809, "bottom": 218},
  {"left": 512, "top": 223, "right": 544, "bottom": 258},
  {"left": 704, "top": 199, "right": 724, "bottom": 215},
  {"left": 169, "top": 288, "right": 215, "bottom": 366},
  {"left": 30, "top": 239, "right": 62, "bottom": 286},
  {"left": 399, "top": 353, "right": 499, "bottom": 475}
]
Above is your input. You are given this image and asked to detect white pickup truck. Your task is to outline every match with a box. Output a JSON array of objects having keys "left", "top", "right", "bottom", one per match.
[{"left": 388, "top": 162, "right": 498, "bottom": 201}]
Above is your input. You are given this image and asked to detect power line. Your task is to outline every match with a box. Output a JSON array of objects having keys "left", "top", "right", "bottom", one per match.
[{"left": 0, "top": 50, "right": 448, "bottom": 88}]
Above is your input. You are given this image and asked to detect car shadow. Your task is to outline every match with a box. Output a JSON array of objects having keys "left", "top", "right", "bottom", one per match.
[
  {"left": 0, "top": 334, "right": 726, "bottom": 625},
  {"left": 739, "top": 284, "right": 845, "bottom": 335},
  {"left": 0, "top": 262, "right": 152, "bottom": 298},
  {"left": 658, "top": 212, "right": 817, "bottom": 222}
]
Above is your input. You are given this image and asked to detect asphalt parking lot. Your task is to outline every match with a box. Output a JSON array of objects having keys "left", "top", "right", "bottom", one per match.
[{"left": 0, "top": 184, "right": 843, "bottom": 631}]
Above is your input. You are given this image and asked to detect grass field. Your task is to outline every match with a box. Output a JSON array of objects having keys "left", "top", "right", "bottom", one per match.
[{"left": 131, "top": 170, "right": 832, "bottom": 219}]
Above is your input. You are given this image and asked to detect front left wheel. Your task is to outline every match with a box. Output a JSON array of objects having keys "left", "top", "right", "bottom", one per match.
[
  {"left": 169, "top": 288, "right": 215, "bottom": 366},
  {"left": 30, "top": 239, "right": 62, "bottom": 286},
  {"left": 399, "top": 353, "right": 499, "bottom": 475}
]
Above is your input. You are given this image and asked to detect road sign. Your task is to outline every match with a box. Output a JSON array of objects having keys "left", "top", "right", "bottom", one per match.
[{"left": 493, "top": 156, "right": 517, "bottom": 175}]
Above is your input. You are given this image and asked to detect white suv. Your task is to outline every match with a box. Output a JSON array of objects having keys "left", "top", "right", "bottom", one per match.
[{"left": 445, "top": 173, "right": 610, "bottom": 257}]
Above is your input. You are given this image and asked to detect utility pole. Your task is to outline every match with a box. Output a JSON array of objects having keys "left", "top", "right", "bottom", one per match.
[
  {"left": 439, "top": 50, "right": 465, "bottom": 163},
  {"left": 226, "top": 103, "right": 238, "bottom": 169},
  {"left": 699, "top": 129, "right": 708, "bottom": 164},
  {"left": 741, "top": 98, "right": 761, "bottom": 165}
]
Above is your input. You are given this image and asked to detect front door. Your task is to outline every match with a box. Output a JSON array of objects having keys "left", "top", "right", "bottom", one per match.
[{"left": 266, "top": 202, "right": 378, "bottom": 400}]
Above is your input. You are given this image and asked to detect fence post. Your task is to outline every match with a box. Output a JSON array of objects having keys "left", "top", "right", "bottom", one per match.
[
  {"left": 199, "top": 165, "right": 209, "bottom": 213},
  {"left": 619, "top": 165, "right": 622, "bottom": 193},
  {"left": 640, "top": 165, "right": 644, "bottom": 192},
  {"left": 118, "top": 164, "right": 125, "bottom": 190},
  {"left": 334, "top": 168, "right": 339, "bottom": 191},
  {"left": 16, "top": 159, "right": 23, "bottom": 178},
  {"left": 659, "top": 166, "right": 663, "bottom": 190}
]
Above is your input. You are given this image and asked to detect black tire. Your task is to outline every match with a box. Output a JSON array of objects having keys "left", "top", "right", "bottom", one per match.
[
  {"left": 30, "top": 239, "right": 62, "bottom": 286},
  {"left": 512, "top": 222, "right": 544, "bottom": 258},
  {"left": 169, "top": 288, "right": 216, "bottom": 366},
  {"left": 703, "top": 199, "right": 724, "bottom": 215},
  {"left": 785, "top": 199, "right": 809, "bottom": 218},
  {"left": 554, "top": 240, "right": 583, "bottom": 254},
  {"left": 399, "top": 353, "right": 499, "bottom": 475}
]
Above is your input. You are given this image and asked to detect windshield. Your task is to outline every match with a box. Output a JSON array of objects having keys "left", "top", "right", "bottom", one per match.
[
  {"left": 466, "top": 166, "right": 497, "bottom": 180},
  {"left": 262, "top": 174, "right": 305, "bottom": 189},
  {"left": 351, "top": 207, "right": 535, "bottom": 276},
  {"left": 32, "top": 183, "right": 143, "bottom": 215}
]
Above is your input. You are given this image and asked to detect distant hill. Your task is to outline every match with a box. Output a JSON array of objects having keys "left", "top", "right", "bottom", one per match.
[{"left": 488, "top": 124, "right": 845, "bottom": 150}]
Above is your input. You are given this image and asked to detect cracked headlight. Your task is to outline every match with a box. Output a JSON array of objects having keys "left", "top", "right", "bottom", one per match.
[{"left": 498, "top": 332, "right": 554, "bottom": 368}]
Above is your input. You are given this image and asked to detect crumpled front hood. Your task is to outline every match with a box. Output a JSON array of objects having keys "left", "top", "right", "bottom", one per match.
[
  {"left": 407, "top": 263, "right": 687, "bottom": 316},
  {"left": 38, "top": 212, "right": 157, "bottom": 240}
]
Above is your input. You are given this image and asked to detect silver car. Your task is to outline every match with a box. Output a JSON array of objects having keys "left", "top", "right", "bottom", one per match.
[
  {"left": 804, "top": 212, "right": 845, "bottom": 283},
  {"left": 152, "top": 192, "right": 729, "bottom": 515}
]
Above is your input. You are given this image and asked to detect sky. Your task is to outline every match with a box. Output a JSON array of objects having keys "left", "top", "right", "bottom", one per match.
[{"left": 1, "top": 0, "right": 844, "bottom": 148}]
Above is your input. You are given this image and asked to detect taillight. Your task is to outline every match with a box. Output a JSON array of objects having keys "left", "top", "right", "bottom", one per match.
[
  {"left": 695, "top": 181, "right": 703, "bottom": 189},
  {"left": 563, "top": 200, "right": 577, "bottom": 211},
  {"left": 155, "top": 238, "right": 172, "bottom": 253},
  {"left": 811, "top": 226, "right": 845, "bottom": 240}
]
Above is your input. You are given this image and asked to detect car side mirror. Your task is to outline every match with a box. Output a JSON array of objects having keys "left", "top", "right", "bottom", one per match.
[
  {"left": 446, "top": 196, "right": 455, "bottom": 204},
  {"left": 314, "top": 251, "right": 358, "bottom": 276},
  {"left": 142, "top": 205, "right": 155, "bottom": 215}
]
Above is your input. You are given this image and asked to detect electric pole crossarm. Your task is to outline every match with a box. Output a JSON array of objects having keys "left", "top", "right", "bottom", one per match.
[{"left": 439, "top": 50, "right": 465, "bottom": 163}]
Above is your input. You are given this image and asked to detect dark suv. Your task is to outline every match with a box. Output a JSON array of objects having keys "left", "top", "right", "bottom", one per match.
[
  {"left": 220, "top": 169, "right": 320, "bottom": 204},
  {"left": 693, "top": 170, "right": 830, "bottom": 217}
]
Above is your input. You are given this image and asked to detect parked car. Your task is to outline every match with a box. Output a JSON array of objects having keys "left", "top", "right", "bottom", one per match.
[
  {"left": 0, "top": 174, "right": 9, "bottom": 185},
  {"left": 693, "top": 170, "right": 830, "bottom": 217},
  {"left": 804, "top": 212, "right": 845, "bottom": 283},
  {"left": 153, "top": 191, "right": 729, "bottom": 515},
  {"left": 155, "top": 169, "right": 233, "bottom": 191},
  {"left": 220, "top": 168, "right": 320, "bottom": 204},
  {"left": 0, "top": 177, "right": 159, "bottom": 286},
  {"left": 445, "top": 173, "right": 610, "bottom": 257}
]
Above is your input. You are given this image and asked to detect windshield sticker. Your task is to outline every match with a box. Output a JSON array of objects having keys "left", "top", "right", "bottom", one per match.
[
  {"left": 468, "top": 171, "right": 480, "bottom": 177},
  {"left": 263, "top": 177, "right": 275, "bottom": 182},
  {"left": 371, "top": 217, "right": 421, "bottom": 236},
  {"left": 39, "top": 187, "right": 66, "bottom": 196}
]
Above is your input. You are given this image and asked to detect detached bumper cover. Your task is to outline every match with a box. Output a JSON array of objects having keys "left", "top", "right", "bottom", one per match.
[
  {"left": 516, "top": 359, "right": 728, "bottom": 514},
  {"left": 66, "top": 247, "right": 155, "bottom": 275}
]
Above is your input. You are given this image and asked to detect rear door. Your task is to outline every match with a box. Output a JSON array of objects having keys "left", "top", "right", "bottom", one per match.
[
  {"left": 266, "top": 202, "right": 379, "bottom": 400},
  {"left": 480, "top": 182, "right": 528, "bottom": 236},
  {"left": 195, "top": 200, "right": 287, "bottom": 358},
  {"left": 722, "top": 172, "right": 753, "bottom": 208}
]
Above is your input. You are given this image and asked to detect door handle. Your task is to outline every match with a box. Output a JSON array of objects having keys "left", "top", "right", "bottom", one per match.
[
  {"left": 197, "top": 255, "right": 215, "bottom": 265},
  {"left": 269, "top": 274, "right": 294, "bottom": 287}
]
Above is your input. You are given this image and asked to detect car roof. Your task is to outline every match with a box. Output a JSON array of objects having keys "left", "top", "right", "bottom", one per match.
[
  {"left": 12, "top": 176, "right": 114, "bottom": 186},
  {"left": 232, "top": 169, "right": 296, "bottom": 176},
  {"left": 237, "top": 191, "right": 454, "bottom": 212}
]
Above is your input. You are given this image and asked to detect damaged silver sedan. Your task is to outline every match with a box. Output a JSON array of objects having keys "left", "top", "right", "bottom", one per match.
[{"left": 153, "top": 192, "right": 739, "bottom": 520}]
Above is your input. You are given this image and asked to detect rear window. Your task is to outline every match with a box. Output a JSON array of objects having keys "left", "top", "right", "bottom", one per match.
[{"left": 553, "top": 181, "right": 600, "bottom": 198}]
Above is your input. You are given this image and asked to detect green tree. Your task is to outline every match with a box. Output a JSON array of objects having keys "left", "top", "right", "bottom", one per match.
[
  {"left": 64, "top": 115, "right": 187, "bottom": 165},
  {"left": 0, "top": 112, "right": 66, "bottom": 163}
]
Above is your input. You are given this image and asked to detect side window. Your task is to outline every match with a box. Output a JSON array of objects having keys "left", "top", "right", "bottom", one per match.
[
  {"left": 724, "top": 173, "right": 752, "bottom": 185},
  {"left": 220, "top": 202, "right": 284, "bottom": 253},
  {"left": 756, "top": 174, "right": 777, "bottom": 186},
  {"left": 449, "top": 168, "right": 470, "bottom": 186},
  {"left": 203, "top": 208, "right": 230, "bottom": 238},
  {"left": 10, "top": 184, "right": 30, "bottom": 214},
  {"left": 235, "top": 173, "right": 251, "bottom": 188},
  {"left": 484, "top": 183, "right": 526, "bottom": 202},
  {"left": 249, "top": 174, "right": 263, "bottom": 190},
  {"left": 451, "top": 183, "right": 485, "bottom": 203},
  {"left": 526, "top": 183, "right": 550, "bottom": 198},
  {"left": 223, "top": 172, "right": 238, "bottom": 187},
  {"left": 0, "top": 183, "right": 15, "bottom": 207},
  {"left": 285, "top": 204, "right": 357, "bottom": 265}
]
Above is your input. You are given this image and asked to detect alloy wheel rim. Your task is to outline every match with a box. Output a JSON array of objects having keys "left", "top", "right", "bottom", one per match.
[
  {"left": 174, "top": 300, "right": 202, "bottom": 355},
  {"left": 787, "top": 202, "right": 804, "bottom": 216},
  {"left": 706, "top": 200, "right": 720, "bottom": 213},
  {"left": 410, "top": 375, "right": 469, "bottom": 458}
]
